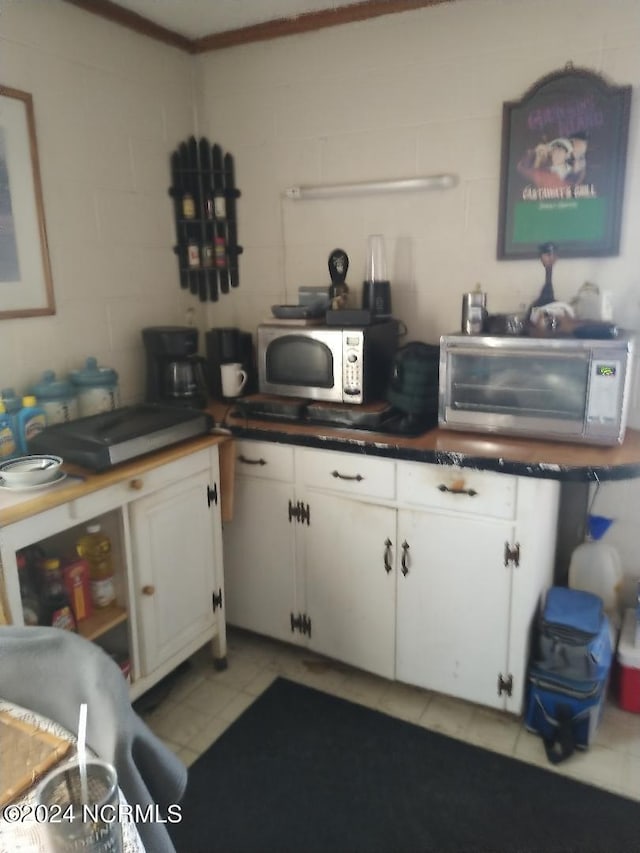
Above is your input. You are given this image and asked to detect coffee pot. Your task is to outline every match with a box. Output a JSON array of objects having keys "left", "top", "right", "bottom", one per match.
[
  {"left": 142, "top": 326, "right": 208, "bottom": 408},
  {"left": 164, "top": 357, "right": 208, "bottom": 402}
]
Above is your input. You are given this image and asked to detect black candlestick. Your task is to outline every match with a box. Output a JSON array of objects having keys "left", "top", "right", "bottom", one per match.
[{"left": 531, "top": 241, "right": 557, "bottom": 308}]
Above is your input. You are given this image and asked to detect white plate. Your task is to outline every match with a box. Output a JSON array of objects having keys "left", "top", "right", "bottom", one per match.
[{"left": 0, "top": 472, "right": 67, "bottom": 492}]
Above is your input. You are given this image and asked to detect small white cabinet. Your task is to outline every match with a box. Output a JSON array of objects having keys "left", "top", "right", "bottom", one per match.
[
  {"left": 222, "top": 442, "right": 297, "bottom": 644},
  {"left": 0, "top": 444, "right": 227, "bottom": 700},
  {"left": 395, "top": 462, "right": 559, "bottom": 713},
  {"left": 223, "top": 439, "right": 560, "bottom": 714},
  {"left": 298, "top": 489, "right": 396, "bottom": 678},
  {"left": 395, "top": 509, "right": 514, "bottom": 708},
  {"left": 130, "top": 468, "right": 221, "bottom": 677}
]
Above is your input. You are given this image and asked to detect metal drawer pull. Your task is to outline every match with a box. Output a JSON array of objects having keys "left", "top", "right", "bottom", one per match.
[
  {"left": 383, "top": 538, "right": 393, "bottom": 574},
  {"left": 331, "top": 470, "right": 364, "bottom": 482},
  {"left": 401, "top": 541, "right": 410, "bottom": 576},
  {"left": 142, "top": 585, "right": 155, "bottom": 596},
  {"left": 437, "top": 484, "right": 477, "bottom": 497},
  {"left": 129, "top": 478, "right": 144, "bottom": 490},
  {"left": 238, "top": 455, "right": 267, "bottom": 466}
]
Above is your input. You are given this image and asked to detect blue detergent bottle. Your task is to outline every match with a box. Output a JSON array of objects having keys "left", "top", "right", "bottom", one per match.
[
  {"left": 0, "top": 401, "right": 18, "bottom": 462},
  {"left": 16, "top": 395, "right": 47, "bottom": 455}
]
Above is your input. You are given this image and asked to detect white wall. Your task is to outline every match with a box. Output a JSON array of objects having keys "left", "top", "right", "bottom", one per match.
[
  {"left": 195, "top": 0, "right": 640, "bottom": 346},
  {"left": 193, "top": 0, "right": 640, "bottom": 602},
  {"left": 0, "top": 0, "right": 201, "bottom": 404}
]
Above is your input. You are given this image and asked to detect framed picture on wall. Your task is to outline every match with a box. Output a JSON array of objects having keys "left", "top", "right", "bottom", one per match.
[
  {"left": 0, "top": 85, "right": 55, "bottom": 319},
  {"left": 497, "top": 65, "right": 631, "bottom": 260}
]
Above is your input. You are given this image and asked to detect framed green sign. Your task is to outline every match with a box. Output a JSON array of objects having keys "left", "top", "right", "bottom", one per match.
[{"left": 497, "top": 65, "right": 631, "bottom": 260}]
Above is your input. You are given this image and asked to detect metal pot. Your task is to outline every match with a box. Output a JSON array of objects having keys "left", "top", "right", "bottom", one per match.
[{"left": 486, "top": 313, "right": 527, "bottom": 336}]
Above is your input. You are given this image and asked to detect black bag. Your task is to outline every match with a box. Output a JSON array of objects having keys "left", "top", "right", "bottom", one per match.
[{"left": 386, "top": 342, "right": 439, "bottom": 417}]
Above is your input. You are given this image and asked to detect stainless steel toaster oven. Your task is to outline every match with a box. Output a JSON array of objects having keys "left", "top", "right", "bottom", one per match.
[{"left": 439, "top": 333, "right": 635, "bottom": 445}]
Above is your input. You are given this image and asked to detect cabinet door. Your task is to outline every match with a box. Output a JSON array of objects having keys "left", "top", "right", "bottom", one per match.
[
  {"left": 396, "top": 509, "right": 514, "bottom": 709},
  {"left": 299, "top": 490, "right": 396, "bottom": 679},
  {"left": 130, "top": 469, "right": 218, "bottom": 676},
  {"left": 222, "top": 476, "right": 297, "bottom": 644}
]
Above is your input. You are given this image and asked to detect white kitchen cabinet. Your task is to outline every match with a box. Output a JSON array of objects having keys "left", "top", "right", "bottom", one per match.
[
  {"left": 395, "top": 462, "right": 560, "bottom": 713},
  {"left": 294, "top": 447, "right": 397, "bottom": 676},
  {"left": 297, "top": 489, "right": 396, "bottom": 678},
  {"left": 0, "top": 444, "right": 226, "bottom": 700},
  {"left": 222, "top": 440, "right": 560, "bottom": 714},
  {"left": 395, "top": 508, "right": 513, "bottom": 708},
  {"left": 130, "top": 468, "right": 223, "bottom": 677},
  {"left": 222, "top": 443, "right": 298, "bottom": 643},
  {"left": 223, "top": 442, "right": 397, "bottom": 674}
]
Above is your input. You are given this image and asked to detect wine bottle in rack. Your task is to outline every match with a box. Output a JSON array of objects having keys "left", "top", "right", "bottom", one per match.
[
  {"left": 187, "top": 136, "right": 208, "bottom": 302},
  {"left": 169, "top": 135, "right": 241, "bottom": 302},
  {"left": 199, "top": 137, "right": 218, "bottom": 302},
  {"left": 170, "top": 151, "right": 189, "bottom": 289},
  {"left": 178, "top": 142, "right": 199, "bottom": 296},
  {"left": 212, "top": 144, "right": 230, "bottom": 293},
  {"left": 223, "top": 152, "right": 242, "bottom": 288},
  {"left": 179, "top": 142, "right": 195, "bottom": 220}
]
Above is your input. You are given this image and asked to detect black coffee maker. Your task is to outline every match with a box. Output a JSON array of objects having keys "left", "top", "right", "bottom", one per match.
[
  {"left": 205, "top": 327, "right": 255, "bottom": 399},
  {"left": 142, "top": 326, "right": 208, "bottom": 408}
]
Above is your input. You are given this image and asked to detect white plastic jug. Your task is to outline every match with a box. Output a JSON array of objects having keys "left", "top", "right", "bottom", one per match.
[{"left": 568, "top": 515, "right": 622, "bottom": 620}]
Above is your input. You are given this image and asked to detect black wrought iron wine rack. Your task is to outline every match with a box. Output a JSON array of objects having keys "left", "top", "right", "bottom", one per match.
[{"left": 169, "top": 135, "right": 242, "bottom": 302}]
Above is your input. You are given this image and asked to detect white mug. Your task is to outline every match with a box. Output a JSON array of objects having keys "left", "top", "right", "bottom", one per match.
[{"left": 221, "top": 362, "right": 247, "bottom": 397}]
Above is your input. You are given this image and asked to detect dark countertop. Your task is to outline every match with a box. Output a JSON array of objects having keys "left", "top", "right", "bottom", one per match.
[{"left": 211, "top": 402, "right": 640, "bottom": 483}]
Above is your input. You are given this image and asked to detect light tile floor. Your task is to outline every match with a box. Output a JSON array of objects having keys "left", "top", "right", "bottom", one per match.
[{"left": 139, "top": 628, "right": 640, "bottom": 802}]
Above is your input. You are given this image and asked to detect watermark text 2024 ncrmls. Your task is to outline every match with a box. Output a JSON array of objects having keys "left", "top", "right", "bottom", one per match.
[{"left": 81, "top": 804, "right": 182, "bottom": 824}]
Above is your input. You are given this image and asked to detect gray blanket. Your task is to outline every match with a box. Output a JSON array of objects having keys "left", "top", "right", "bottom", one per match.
[{"left": 0, "top": 626, "right": 188, "bottom": 853}]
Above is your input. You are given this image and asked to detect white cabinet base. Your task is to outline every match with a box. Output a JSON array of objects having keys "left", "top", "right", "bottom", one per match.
[
  {"left": 0, "top": 445, "right": 227, "bottom": 700},
  {"left": 223, "top": 441, "right": 560, "bottom": 714}
]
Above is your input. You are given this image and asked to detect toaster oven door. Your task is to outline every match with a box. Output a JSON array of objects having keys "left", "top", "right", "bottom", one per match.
[{"left": 440, "top": 346, "right": 591, "bottom": 439}]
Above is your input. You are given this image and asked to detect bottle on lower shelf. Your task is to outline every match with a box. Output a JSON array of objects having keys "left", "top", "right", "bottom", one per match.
[
  {"left": 39, "top": 558, "right": 77, "bottom": 632},
  {"left": 76, "top": 524, "right": 116, "bottom": 609}
]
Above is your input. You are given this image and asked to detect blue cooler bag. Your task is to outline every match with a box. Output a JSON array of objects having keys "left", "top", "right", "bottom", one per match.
[{"left": 525, "top": 587, "right": 612, "bottom": 763}]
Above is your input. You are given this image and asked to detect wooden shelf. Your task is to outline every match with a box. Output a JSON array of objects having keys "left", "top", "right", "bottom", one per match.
[{"left": 77, "top": 604, "right": 127, "bottom": 641}]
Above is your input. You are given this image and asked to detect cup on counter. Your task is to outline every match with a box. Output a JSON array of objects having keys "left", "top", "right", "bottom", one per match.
[
  {"left": 220, "top": 362, "right": 248, "bottom": 398},
  {"left": 461, "top": 289, "right": 487, "bottom": 334},
  {"left": 36, "top": 758, "right": 123, "bottom": 853}
]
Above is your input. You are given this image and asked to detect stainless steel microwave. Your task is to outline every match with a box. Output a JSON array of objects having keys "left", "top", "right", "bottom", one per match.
[
  {"left": 439, "top": 333, "right": 636, "bottom": 445},
  {"left": 257, "top": 320, "right": 399, "bottom": 404}
]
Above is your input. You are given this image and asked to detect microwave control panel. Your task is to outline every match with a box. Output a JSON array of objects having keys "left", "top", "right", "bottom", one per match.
[
  {"left": 586, "top": 359, "right": 623, "bottom": 422},
  {"left": 342, "top": 334, "right": 364, "bottom": 402}
]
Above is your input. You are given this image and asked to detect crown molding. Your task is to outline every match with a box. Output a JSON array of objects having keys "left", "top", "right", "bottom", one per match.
[{"left": 63, "top": 0, "right": 452, "bottom": 54}]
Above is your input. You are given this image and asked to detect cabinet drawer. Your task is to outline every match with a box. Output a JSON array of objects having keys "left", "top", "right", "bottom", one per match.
[
  {"left": 234, "top": 440, "right": 294, "bottom": 483},
  {"left": 69, "top": 449, "right": 212, "bottom": 522},
  {"left": 296, "top": 448, "right": 395, "bottom": 500},
  {"left": 396, "top": 461, "right": 516, "bottom": 519}
]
